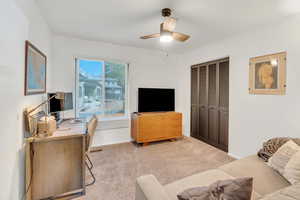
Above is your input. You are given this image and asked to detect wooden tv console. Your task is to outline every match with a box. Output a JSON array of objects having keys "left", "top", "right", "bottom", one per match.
[{"left": 131, "top": 112, "right": 182, "bottom": 146}]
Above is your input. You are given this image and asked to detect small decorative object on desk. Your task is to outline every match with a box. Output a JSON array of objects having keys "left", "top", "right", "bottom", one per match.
[
  {"left": 24, "top": 92, "right": 65, "bottom": 137},
  {"left": 37, "top": 116, "right": 57, "bottom": 137},
  {"left": 24, "top": 108, "right": 46, "bottom": 137},
  {"left": 249, "top": 52, "right": 286, "bottom": 95}
]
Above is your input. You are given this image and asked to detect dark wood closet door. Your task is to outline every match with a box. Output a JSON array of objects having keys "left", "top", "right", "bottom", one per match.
[
  {"left": 190, "top": 58, "right": 229, "bottom": 152},
  {"left": 218, "top": 61, "right": 229, "bottom": 151},
  {"left": 190, "top": 67, "right": 199, "bottom": 139},
  {"left": 198, "top": 66, "right": 208, "bottom": 140},
  {"left": 208, "top": 63, "right": 219, "bottom": 146}
]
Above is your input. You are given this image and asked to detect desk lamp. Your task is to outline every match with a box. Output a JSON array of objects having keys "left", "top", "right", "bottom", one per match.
[
  {"left": 25, "top": 92, "right": 65, "bottom": 136},
  {"left": 28, "top": 92, "right": 65, "bottom": 115}
]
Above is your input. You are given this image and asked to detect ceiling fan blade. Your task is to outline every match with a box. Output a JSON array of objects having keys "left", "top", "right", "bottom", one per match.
[
  {"left": 162, "top": 17, "right": 176, "bottom": 32},
  {"left": 172, "top": 32, "right": 190, "bottom": 42},
  {"left": 140, "top": 33, "right": 160, "bottom": 39}
]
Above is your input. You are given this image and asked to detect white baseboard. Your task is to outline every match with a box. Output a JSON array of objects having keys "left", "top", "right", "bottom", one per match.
[{"left": 228, "top": 153, "right": 242, "bottom": 159}]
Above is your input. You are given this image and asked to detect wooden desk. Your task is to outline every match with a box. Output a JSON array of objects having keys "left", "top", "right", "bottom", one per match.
[{"left": 26, "top": 121, "right": 87, "bottom": 200}]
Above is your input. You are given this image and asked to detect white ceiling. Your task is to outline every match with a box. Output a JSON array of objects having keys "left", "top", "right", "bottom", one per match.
[{"left": 36, "top": 0, "right": 300, "bottom": 53}]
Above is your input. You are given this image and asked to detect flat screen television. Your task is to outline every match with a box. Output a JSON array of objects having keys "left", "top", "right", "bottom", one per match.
[{"left": 138, "top": 88, "right": 175, "bottom": 112}]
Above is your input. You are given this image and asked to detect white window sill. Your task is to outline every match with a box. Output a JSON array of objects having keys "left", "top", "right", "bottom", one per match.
[{"left": 98, "top": 115, "right": 129, "bottom": 122}]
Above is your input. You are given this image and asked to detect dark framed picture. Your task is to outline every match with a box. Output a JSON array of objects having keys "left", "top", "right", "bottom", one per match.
[
  {"left": 249, "top": 52, "right": 286, "bottom": 95},
  {"left": 25, "top": 41, "right": 47, "bottom": 95}
]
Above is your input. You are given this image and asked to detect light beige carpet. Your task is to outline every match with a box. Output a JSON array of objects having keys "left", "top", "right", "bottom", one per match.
[{"left": 76, "top": 137, "right": 235, "bottom": 200}]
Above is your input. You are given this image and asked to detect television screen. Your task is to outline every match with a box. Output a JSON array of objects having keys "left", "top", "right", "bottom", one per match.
[{"left": 138, "top": 88, "right": 175, "bottom": 112}]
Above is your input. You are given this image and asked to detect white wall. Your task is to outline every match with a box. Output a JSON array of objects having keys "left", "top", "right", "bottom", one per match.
[
  {"left": 181, "top": 14, "right": 300, "bottom": 158},
  {"left": 0, "top": 0, "right": 52, "bottom": 199},
  {"left": 51, "top": 35, "right": 182, "bottom": 146}
]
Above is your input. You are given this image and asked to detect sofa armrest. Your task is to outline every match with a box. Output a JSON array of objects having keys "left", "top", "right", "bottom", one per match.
[{"left": 136, "top": 175, "right": 171, "bottom": 200}]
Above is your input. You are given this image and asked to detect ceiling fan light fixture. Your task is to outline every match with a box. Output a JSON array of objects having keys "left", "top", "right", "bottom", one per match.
[
  {"left": 160, "top": 32, "right": 173, "bottom": 43},
  {"left": 140, "top": 8, "right": 190, "bottom": 42}
]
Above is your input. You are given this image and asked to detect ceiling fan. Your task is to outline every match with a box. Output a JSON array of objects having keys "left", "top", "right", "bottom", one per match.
[{"left": 140, "top": 8, "right": 190, "bottom": 43}]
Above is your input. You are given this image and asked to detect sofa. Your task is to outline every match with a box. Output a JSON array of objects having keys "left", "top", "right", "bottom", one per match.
[{"left": 135, "top": 155, "right": 294, "bottom": 200}]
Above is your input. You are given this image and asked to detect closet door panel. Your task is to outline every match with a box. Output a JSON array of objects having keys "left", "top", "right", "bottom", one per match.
[
  {"left": 191, "top": 67, "right": 199, "bottom": 105},
  {"left": 199, "top": 107, "right": 208, "bottom": 139},
  {"left": 191, "top": 67, "right": 199, "bottom": 138},
  {"left": 208, "top": 64, "right": 217, "bottom": 106},
  {"left": 219, "top": 61, "right": 229, "bottom": 109},
  {"left": 218, "top": 61, "right": 229, "bottom": 151},
  {"left": 208, "top": 63, "right": 219, "bottom": 145},
  {"left": 198, "top": 66, "right": 208, "bottom": 140},
  {"left": 199, "top": 66, "right": 208, "bottom": 105},
  {"left": 208, "top": 108, "right": 219, "bottom": 145},
  {"left": 219, "top": 110, "right": 229, "bottom": 151},
  {"left": 191, "top": 105, "right": 199, "bottom": 138}
]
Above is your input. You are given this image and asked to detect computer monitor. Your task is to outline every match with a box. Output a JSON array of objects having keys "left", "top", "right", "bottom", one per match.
[
  {"left": 48, "top": 93, "right": 62, "bottom": 113},
  {"left": 62, "top": 92, "right": 73, "bottom": 111},
  {"left": 48, "top": 92, "right": 73, "bottom": 113}
]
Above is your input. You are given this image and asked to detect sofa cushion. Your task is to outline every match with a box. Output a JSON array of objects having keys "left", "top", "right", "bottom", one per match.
[
  {"left": 136, "top": 175, "right": 171, "bottom": 200},
  {"left": 259, "top": 184, "right": 300, "bottom": 200},
  {"left": 164, "top": 169, "right": 260, "bottom": 200},
  {"left": 219, "top": 155, "right": 290, "bottom": 196},
  {"left": 177, "top": 177, "right": 253, "bottom": 200}
]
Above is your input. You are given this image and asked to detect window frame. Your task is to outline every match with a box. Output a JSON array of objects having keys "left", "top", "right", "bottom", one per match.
[{"left": 75, "top": 57, "right": 129, "bottom": 121}]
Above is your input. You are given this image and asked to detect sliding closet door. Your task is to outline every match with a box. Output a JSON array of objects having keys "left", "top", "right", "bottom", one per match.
[
  {"left": 191, "top": 67, "right": 199, "bottom": 139},
  {"left": 208, "top": 63, "right": 219, "bottom": 146},
  {"left": 198, "top": 66, "right": 208, "bottom": 140},
  {"left": 218, "top": 61, "right": 229, "bottom": 151},
  {"left": 190, "top": 58, "right": 229, "bottom": 152}
]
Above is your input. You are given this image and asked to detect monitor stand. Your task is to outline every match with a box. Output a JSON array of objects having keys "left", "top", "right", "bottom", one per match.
[{"left": 69, "top": 118, "right": 84, "bottom": 124}]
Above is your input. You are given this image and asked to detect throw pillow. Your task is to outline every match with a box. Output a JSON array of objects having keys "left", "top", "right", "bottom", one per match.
[
  {"left": 257, "top": 137, "right": 300, "bottom": 162},
  {"left": 284, "top": 151, "right": 300, "bottom": 184},
  {"left": 177, "top": 177, "right": 253, "bottom": 200},
  {"left": 268, "top": 140, "right": 300, "bottom": 175}
]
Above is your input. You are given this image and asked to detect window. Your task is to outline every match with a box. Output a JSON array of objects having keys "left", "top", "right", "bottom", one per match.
[{"left": 75, "top": 58, "right": 128, "bottom": 120}]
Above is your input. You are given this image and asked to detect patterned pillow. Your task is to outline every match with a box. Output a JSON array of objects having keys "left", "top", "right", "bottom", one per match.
[
  {"left": 268, "top": 140, "right": 300, "bottom": 175},
  {"left": 177, "top": 177, "right": 253, "bottom": 200}
]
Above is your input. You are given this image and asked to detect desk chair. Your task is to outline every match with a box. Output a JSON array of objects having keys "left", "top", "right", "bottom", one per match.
[{"left": 85, "top": 115, "right": 98, "bottom": 186}]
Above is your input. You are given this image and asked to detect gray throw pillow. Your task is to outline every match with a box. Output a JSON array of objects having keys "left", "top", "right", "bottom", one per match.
[{"left": 177, "top": 177, "right": 253, "bottom": 200}]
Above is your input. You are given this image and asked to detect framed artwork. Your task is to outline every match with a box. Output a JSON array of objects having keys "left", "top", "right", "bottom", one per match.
[
  {"left": 25, "top": 41, "right": 47, "bottom": 95},
  {"left": 249, "top": 52, "right": 286, "bottom": 95}
]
